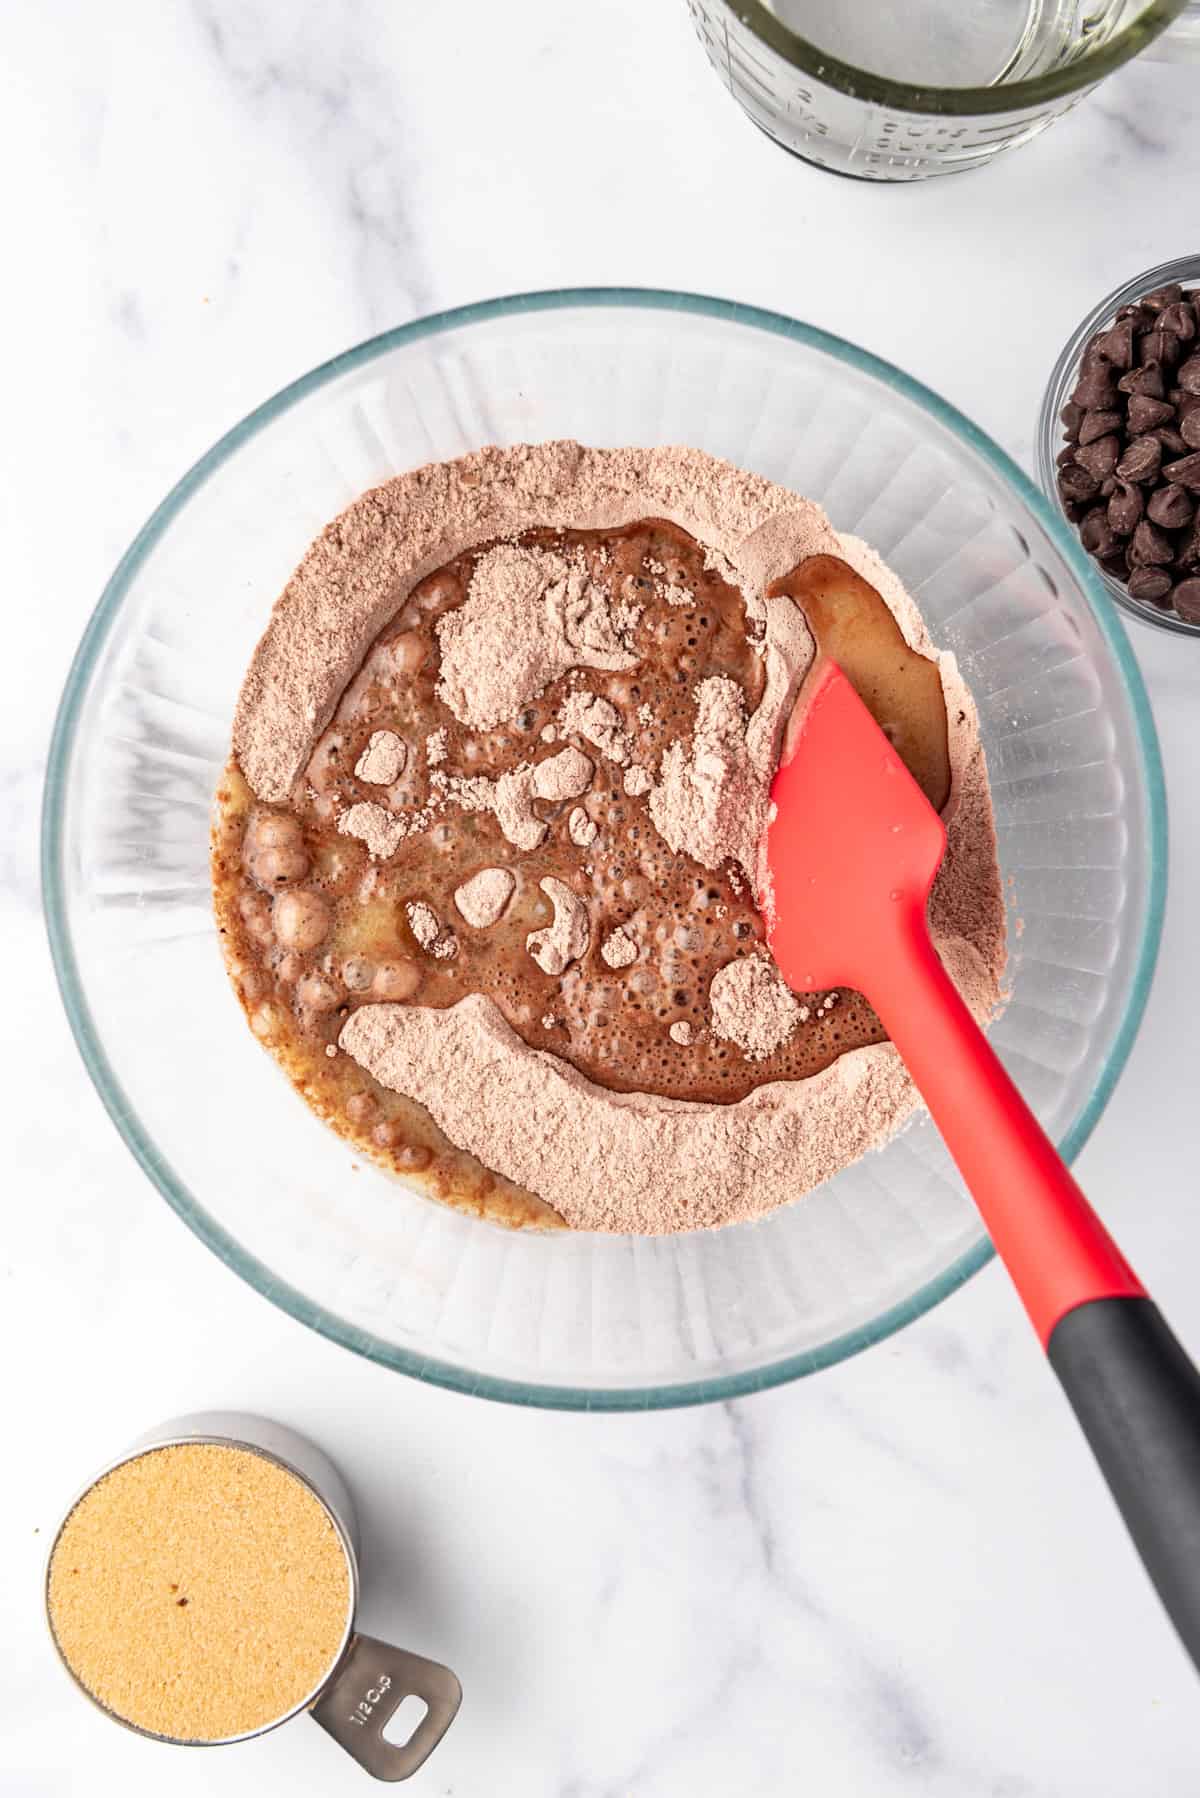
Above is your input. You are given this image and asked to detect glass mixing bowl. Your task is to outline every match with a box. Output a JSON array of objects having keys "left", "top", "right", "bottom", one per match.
[{"left": 43, "top": 291, "right": 1166, "bottom": 1410}]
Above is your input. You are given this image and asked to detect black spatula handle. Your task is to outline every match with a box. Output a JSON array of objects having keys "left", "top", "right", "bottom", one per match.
[{"left": 1048, "top": 1297, "right": 1200, "bottom": 1669}]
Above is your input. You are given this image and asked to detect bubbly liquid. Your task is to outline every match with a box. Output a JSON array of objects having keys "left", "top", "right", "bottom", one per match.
[{"left": 213, "top": 521, "right": 951, "bottom": 1225}]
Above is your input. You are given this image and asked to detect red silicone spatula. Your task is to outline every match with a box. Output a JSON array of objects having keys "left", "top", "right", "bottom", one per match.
[{"left": 763, "top": 657, "right": 1200, "bottom": 1669}]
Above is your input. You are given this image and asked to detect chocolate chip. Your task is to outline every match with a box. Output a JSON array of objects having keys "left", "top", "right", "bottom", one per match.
[
  {"left": 1076, "top": 434, "right": 1121, "bottom": 479},
  {"left": 1143, "top": 283, "right": 1184, "bottom": 313},
  {"left": 1108, "top": 482, "right": 1144, "bottom": 535},
  {"left": 1098, "top": 319, "right": 1136, "bottom": 368},
  {"left": 1160, "top": 302, "right": 1197, "bottom": 343},
  {"left": 1162, "top": 451, "right": 1200, "bottom": 491},
  {"left": 1060, "top": 400, "right": 1084, "bottom": 437},
  {"left": 1079, "top": 508, "right": 1118, "bottom": 557},
  {"left": 1059, "top": 462, "right": 1101, "bottom": 503},
  {"left": 1147, "top": 483, "right": 1195, "bottom": 530},
  {"left": 1116, "top": 435, "right": 1162, "bottom": 484},
  {"left": 1118, "top": 363, "right": 1165, "bottom": 399},
  {"left": 1127, "top": 566, "right": 1174, "bottom": 603},
  {"left": 1130, "top": 519, "right": 1175, "bottom": 565},
  {"left": 1057, "top": 444, "right": 1080, "bottom": 467},
  {"left": 1079, "top": 408, "right": 1123, "bottom": 445},
  {"left": 1174, "top": 576, "right": 1200, "bottom": 623},
  {"left": 1126, "top": 394, "right": 1174, "bottom": 434},
  {"left": 1072, "top": 367, "right": 1118, "bottom": 410},
  {"left": 1155, "top": 427, "right": 1189, "bottom": 457},
  {"left": 1181, "top": 411, "right": 1200, "bottom": 450},
  {"left": 1141, "top": 329, "right": 1185, "bottom": 371},
  {"left": 1178, "top": 354, "right": 1200, "bottom": 397},
  {"left": 1099, "top": 548, "right": 1130, "bottom": 580}
]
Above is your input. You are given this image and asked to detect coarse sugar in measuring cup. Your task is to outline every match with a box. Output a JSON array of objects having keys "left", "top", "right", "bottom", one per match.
[{"left": 44, "top": 1412, "right": 461, "bottom": 1779}]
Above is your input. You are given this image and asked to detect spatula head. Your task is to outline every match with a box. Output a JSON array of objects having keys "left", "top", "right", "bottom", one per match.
[{"left": 761, "top": 659, "right": 948, "bottom": 995}]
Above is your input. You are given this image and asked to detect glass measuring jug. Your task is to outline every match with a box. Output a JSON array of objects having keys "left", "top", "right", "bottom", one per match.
[{"left": 686, "top": 0, "right": 1200, "bottom": 179}]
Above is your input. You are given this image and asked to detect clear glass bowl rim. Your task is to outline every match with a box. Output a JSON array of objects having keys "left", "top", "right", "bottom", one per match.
[
  {"left": 42, "top": 287, "right": 1168, "bottom": 1411},
  {"left": 702, "top": 0, "right": 1189, "bottom": 115},
  {"left": 1036, "top": 252, "right": 1200, "bottom": 639}
]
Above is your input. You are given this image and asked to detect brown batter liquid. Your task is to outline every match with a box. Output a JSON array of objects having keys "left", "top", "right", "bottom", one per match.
[
  {"left": 212, "top": 522, "right": 951, "bottom": 1225},
  {"left": 769, "top": 555, "right": 950, "bottom": 811}
]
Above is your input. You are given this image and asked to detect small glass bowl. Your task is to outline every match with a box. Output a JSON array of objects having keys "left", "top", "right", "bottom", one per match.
[{"left": 1037, "top": 253, "right": 1200, "bottom": 639}]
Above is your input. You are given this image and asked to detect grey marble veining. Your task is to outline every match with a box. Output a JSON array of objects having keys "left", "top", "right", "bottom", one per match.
[{"left": 4, "top": 4, "right": 1200, "bottom": 1794}]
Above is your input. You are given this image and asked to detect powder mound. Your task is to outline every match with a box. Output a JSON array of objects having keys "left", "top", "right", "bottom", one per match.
[
  {"left": 407, "top": 900, "right": 438, "bottom": 948},
  {"left": 355, "top": 730, "right": 406, "bottom": 785},
  {"left": 527, "top": 878, "right": 590, "bottom": 976},
  {"left": 709, "top": 953, "right": 803, "bottom": 1061},
  {"left": 669, "top": 1020, "right": 695, "bottom": 1046},
  {"left": 435, "top": 745, "right": 592, "bottom": 852},
  {"left": 558, "top": 691, "right": 631, "bottom": 766},
  {"left": 532, "top": 745, "right": 593, "bottom": 802},
  {"left": 435, "top": 765, "right": 538, "bottom": 851},
  {"left": 340, "top": 993, "right": 943, "bottom": 1233},
  {"left": 454, "top": 867, "right": 515, "bottom": 929},
  {"left": 444, "top": 768, "right": 542, "bottom": 850},
  {"left": 649, "top": 677, "right": 764, "bottom": 880},
  {"left": 406, "top": 899, "right": 456, "bottom": 960},
  {"left": 568, "top": 806, "right": 597, "bottom": 848},
  {"left": 436, "top": 543, "right": 640, "bottom": 730},
  {"left": 338, "top": 801, "right": 408, "bottom": 860},
  {"left": 601, "top": 927, "right": 637, "bottom": 970}
]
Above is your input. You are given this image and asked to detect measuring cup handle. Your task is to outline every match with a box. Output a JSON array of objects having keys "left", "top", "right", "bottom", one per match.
[{"left": 310, "top": 1632, "right": 462, "bottom": 1781}]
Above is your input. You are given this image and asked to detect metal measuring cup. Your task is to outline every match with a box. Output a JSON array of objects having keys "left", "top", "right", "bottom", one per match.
[{"left": 44, "top": 1411, "right": 461, "bottom": 1780}]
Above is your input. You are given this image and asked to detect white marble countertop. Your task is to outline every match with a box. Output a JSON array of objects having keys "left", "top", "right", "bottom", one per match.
[{"left": 5, "top": 4, "right": 1200, "bottom": 1793}]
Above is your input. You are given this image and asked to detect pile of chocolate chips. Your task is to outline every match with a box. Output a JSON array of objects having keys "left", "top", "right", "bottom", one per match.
[{"left": 1058, "top": 281, "right": 1200, "bottom": 625}]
